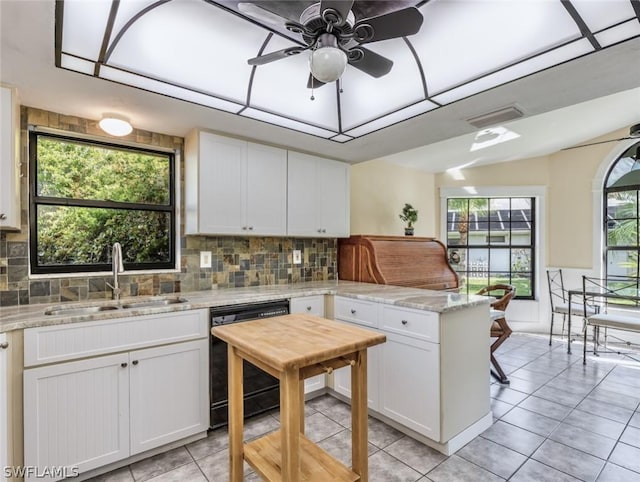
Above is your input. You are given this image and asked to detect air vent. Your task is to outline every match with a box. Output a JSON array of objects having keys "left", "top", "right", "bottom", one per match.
[{"left": 466, "top": 105, "right": 525, "bottom": 129}]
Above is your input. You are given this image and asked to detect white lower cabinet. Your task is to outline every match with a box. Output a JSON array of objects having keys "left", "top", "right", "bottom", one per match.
[
  {"left": 289, "top": 295, "right": 326, "bottom": 394},
  {"left": 23, "top": 310, "right": 210, "bottom": 482},
  {"left": 1, "top": 333, "right": 8, "bottom": 482},
  {"left": 333, "top": 296, "right": 380, "bottom": 410},
  {"left": 379, "top": 332, "right": 440, "bottom": 441}
]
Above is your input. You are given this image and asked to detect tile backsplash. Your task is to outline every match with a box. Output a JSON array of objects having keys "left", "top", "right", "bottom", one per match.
[{"left": 0, "top": 107, "right": 337, "bottom": 307}]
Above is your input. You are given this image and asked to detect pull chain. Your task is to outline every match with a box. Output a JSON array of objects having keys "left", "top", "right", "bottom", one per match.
[{"left": 310, "top": 47, "right": 315, "bottom": 101}]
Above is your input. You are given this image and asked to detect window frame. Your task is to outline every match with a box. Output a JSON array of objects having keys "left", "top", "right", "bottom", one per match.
[
  {"left": 443, "top": 194, "right": 537, "bottom": 300},
  {"left": 603, "top": 142, "right": 640, "bottom": 284},
  {"left": 29, "top": 129, "right": 177, "bottom": 275}
]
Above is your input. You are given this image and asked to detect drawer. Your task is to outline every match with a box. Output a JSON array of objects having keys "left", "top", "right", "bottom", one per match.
[
  {"left": 24, "top": 309, "right": 209, "bottom": 367},
  {"left": 290, "top": 295, "right": 325, "bottom": 317},
  {"left": 380, "top": 305, "right": 439, "bottom": 342},
  {"left": 334, "top": 296, "right": 378, "bottom": 328}
]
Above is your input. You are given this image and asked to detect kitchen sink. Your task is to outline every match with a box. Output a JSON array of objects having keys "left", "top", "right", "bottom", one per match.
[
  {"left": 44, "top": 305, "right": 121, "bottom": 316},
  {"left": 43, "top": 297, "right": 189, "bottom": 316},
  {"left": 120, "top": 297, "right": 188, "bottom": 309}
]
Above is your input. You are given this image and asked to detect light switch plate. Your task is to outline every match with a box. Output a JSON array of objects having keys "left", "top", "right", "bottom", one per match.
[
  {"left": 293, "top": 250, "right": 302, "bottom": 265},
  {"left": 200, "top": 251, "right": 212, "bottom": 268}
]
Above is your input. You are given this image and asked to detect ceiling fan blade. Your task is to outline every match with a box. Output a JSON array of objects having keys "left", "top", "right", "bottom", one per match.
[
  {"left": 248, "top": 46, "right": 307, "bottom": 66},
  {"left": 306, "top": 73, "right": 326, "bottom": 89},
  {"left": 320, "top": 0, "right": 354, "bottom": 25},
  {"left": 562, "top": 137, "right": 630, "bottom": 150},
  {"left": 348, "top": 47, "right": 393, "bottom": 78},
  {"left": 237, "top": 2, "right": 307, "bottom": 32},
  {"left": 353, "top": 7, "right": 423, "bottom": 44}
]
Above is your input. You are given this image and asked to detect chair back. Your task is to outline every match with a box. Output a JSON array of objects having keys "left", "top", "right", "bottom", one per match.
[
  {"left": 547, "top": 269, "right": 567, "bottom": 312},
  {"left": 582, "top": 275, "right": 640, "bottom": 313},
  {"left": 476, "top": 284, "right": 516, "bottom": 312}
]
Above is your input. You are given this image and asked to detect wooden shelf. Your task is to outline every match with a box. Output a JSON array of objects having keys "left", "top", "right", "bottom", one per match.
[{"left": 244, "top": 430, "right": 360, "bottom": 482}]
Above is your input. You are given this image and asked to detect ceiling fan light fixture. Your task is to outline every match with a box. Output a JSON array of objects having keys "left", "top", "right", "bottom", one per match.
[
  {"left": 98, "top": 113, "right": 133, "bottom": 136},
  {"left": 309, "top": 32, "right": 347, "bottom": 83}
]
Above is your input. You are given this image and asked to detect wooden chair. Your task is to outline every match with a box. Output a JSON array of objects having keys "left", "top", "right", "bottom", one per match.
[{"left": 477, "top": 284, "right": 516, "bottom": 384}]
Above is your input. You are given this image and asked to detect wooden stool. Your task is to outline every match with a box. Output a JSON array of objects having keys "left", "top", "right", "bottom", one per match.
[{"left": 212, "top": 313, "right": 386, "bottom": 482}]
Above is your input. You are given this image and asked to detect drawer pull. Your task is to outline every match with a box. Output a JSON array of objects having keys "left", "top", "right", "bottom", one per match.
[
  {"left": 306, "top": 306, "right": 312, "bottom": 311},
  {"left": 0, "top": 213, "right": 6, "bottom": 220},
  {"left": 401, "top": 320, "right": 408, "bottom": 325},
  {"left": 132, "top": 360, "right": 139, "bottom": 365},
  {"left": 0, "top": 341, "right": 8, "bottom": 349},
  {"left": 121, "top": 362, "right": 128, "bottom": 368},
  {"left": 342, "top": 357, "right": 356, "bottom": 366},
  {"left": 351, "top": 309, "right": 356, "bottom": 314}
]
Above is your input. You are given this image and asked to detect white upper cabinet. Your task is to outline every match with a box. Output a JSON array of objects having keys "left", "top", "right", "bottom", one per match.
[
  {"left": 287, "top": 151, "right": 350, "bottom": 238},
  {"left": 0, "top": 85, "right": 20, "bottom": 230},
  {"left": 185, "top": 131, "right": 287, "bottom": 236}
]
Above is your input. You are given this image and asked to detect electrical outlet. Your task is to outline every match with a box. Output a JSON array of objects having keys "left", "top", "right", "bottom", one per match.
[
  {"left": 293, "top": 249, "right": 302, "bottom": 265},
  {"left": 200, "top": 251, "right": 212, "bottom": 268}
]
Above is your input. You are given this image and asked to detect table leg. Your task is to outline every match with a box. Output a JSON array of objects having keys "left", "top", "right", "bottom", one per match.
[
  {"left": 228, "top": 345, "right": 244, "bottom": 482},
  {"left": 567, "top": 292, "right": 572, "bottom": 354},
  {"left": 299, "top": 377, "right": 305, "bottom": 436},
  {"left": 351, "top": 349, "right": 368, "bottom": 482},
  {"left": 281, "top": 368, "right": 301, "bottom": 482}
]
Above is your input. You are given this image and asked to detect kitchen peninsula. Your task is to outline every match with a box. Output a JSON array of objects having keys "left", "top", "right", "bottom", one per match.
[{"left": 1, "top": 280, "right": 491, "bottom": 480}]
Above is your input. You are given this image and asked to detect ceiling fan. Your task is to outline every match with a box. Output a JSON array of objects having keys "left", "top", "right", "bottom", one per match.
[
  {"left": 562, "top": 123, "right": 640, "bottom": 150},
  {"left": 238, "top": 1, "right": 424, "bottom": 88}
]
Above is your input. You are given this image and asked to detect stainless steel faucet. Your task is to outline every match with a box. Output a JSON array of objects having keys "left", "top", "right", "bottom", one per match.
[{"left": 110, "top": 242, "right": 125, "bottom": 300}]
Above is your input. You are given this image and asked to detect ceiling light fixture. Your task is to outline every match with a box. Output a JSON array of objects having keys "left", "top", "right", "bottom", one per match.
[
  {"left": 98, "top": 113, "right": 133, "bottom": 136},
  {"left": 309, "top": 33, "right": 347, "bottom": 83}
]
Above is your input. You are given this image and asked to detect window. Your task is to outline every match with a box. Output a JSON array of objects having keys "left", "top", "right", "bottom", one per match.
[
  {"left": 446, "top": 197, "right": 535, "bottom": 299},
  {"left": 29, "top": 131, "right": 175, "bottom": 274},
  {"left": 603, "top": 142, "right": 640, "bottom": 281}
]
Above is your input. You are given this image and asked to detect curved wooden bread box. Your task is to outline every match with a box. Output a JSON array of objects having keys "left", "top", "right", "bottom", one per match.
[{"left": 338, "top": 235, "right": 459, "bottom": 290}]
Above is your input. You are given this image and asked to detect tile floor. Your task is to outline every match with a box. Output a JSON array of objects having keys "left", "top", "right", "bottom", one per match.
[{"left": 88, "top": 333, "right": 640, "bottom": 482}]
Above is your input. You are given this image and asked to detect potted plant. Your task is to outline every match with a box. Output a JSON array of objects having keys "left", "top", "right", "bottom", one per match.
[{"left": 399, "top": 203, "right": 418, "bottom": 236}]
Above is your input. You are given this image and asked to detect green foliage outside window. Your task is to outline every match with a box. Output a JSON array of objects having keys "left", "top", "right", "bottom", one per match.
[{"left": 31, "top": 134, "right": 174, "bottom": 272}]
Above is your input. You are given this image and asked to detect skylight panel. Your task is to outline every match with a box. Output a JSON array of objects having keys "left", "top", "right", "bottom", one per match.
[
  {"left": 61, "top": 0, "right": 112, "bottom": 61},
  {"left": 571, "top": 0, "right": 637, "bottom": 33},
  {"left": 596, "top": 20, "right": 640, "bottom": 48},
  {"left": 241, "top": 108, "right": 337, "bottom": 138},
  {"left": 413, "top": 0, "right": 582, "bottom": 94},
  {"left": 344, "top": 100, "right": 437, "bottom": 137},
  {"left": 106, "top": 1, "right": 265, "bottom": 104}
]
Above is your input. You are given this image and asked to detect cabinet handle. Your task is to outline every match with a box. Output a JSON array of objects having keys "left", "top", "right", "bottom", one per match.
[
  {"left": 322, "top": 229, "right": 326, "bottom": 233},
  {"left": 317, "top": 228, "right": 322, "bottom": 233},
  {"left": 242, "top": 226, "right": 247, "bottom": 230},
  {"left": 0, "top": 213, "right": 6, "bottom": 220},
  {"left": 121, "top": 362, "right": 128, "bottom": 368},
  {"left": 132, "top": 360, "right": 139, "bottom": 365},
  {"left": 306, "top": 306, "right": 312, "bottom": 311},
  {"left": 351, "top": 309, "right": 356, "bottom": 314},
  {"left": 248, "top": 226, "right": 254, "bottom": 231},
  {"left": 0, "top": 341, "right": 8, "bottom": 349},
  {"left": 401, "top": 320, "right": 408, "bottom": 325}
]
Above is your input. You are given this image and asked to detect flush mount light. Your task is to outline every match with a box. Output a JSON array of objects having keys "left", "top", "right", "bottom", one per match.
[
  {"left": 309, "top": 33, "right": 348, "bottom": 83},
  {"left": 98, "top": 113, "right": 133, "bottom": 136}
]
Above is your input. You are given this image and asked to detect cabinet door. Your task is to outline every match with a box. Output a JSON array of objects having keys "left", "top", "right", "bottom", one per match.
[
  {"left": 0, "top": 334, "right": 7, "bottom": 482},
  {"left": 23, "top": 353, "right": 130, "bottom": 482},
  {"left": 129, "top": 339, "right": 209, "bottom": 455},
  {"left": 290, "top": 296, "right": 326, "bottom": 393},
  {"left": 0, "top": 86, "right": 20, "bottom": 230},
  {"left": 379, "top": 332, "right": 440, "bottom": 441},
  {"left": 197, "top": 132, "right": 247, "bottom": 234},
  {"left": 246, "top": 143, "right": 287, "bottom": 236},
  {"left": 318, "top": 159, "right": 350, "bottom": 238},
  {"left": 333, "top": 344, "right": 379, "bottom": 410},
  {"left": 287, "top": 151, "right": 320, "bottom": 236}
]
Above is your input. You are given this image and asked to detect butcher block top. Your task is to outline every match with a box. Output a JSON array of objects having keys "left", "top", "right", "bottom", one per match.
[{"left": 211, "top": 313, "right": 386, "bottom": 372}]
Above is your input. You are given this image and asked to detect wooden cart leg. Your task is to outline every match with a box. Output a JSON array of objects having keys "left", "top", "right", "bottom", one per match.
[
  {"left": 281, "top": 368, "right": 301, "bottom": 482},
  {"left": 228, "top": 345, "right": 244, "bottom": 482},
  {"left": 351, "top": 349, "right": 368, "bottom": 482}
]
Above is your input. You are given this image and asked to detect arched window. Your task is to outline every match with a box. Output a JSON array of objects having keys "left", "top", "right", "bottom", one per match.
[{"left": 603, "top": 142, "right": 640, "bottom": 278}]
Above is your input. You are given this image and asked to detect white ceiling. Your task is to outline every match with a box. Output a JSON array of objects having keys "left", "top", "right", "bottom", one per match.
[{"left": 1, "top": 0, "right": 639, "bottom": 172}]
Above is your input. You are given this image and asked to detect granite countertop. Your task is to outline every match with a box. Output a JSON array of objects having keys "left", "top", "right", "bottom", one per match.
[{"left": 0, "top": 280, "right": 490, "bottom": 333}]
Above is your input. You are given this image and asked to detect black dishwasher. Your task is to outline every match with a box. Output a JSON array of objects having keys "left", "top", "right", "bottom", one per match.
[{"left": 209, "top": 300, "right": 290, "bottom": 429}]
